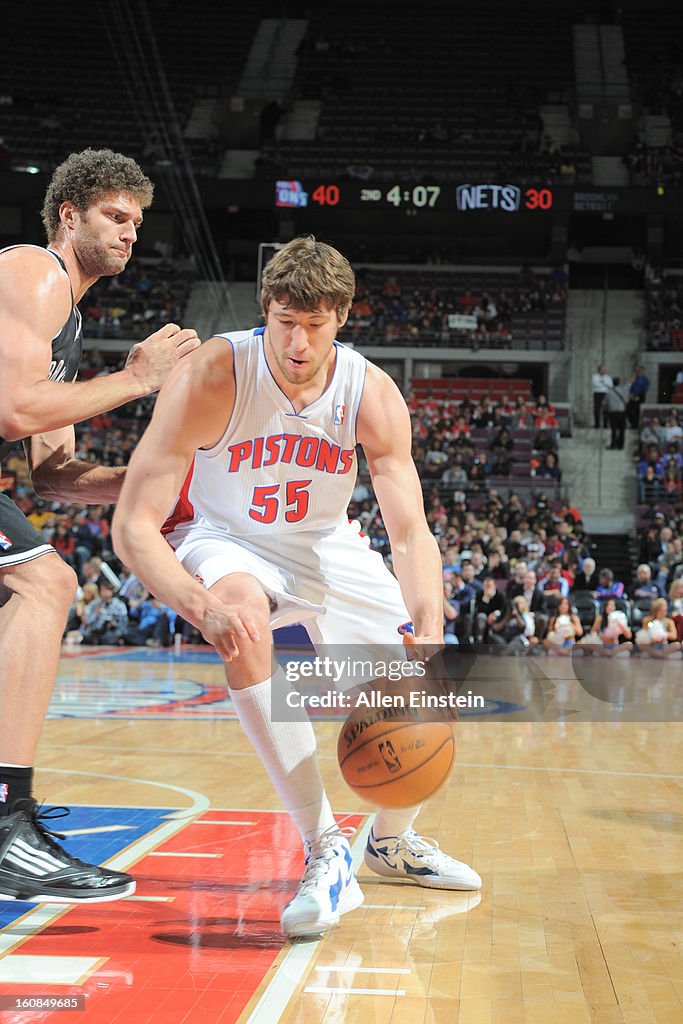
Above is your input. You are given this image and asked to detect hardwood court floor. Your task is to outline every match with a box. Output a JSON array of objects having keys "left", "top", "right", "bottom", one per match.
[{"left": 0, "top": 645, "right": 681, "bottom": 1024}]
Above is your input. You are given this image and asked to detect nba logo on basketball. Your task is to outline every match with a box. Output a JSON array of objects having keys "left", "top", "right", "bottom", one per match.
[
  {"left": 334, "top": 403, "right": 345, "bottom": 425},
  {"left": 0, "top": 530, "right": 12, "bottom": 551}
]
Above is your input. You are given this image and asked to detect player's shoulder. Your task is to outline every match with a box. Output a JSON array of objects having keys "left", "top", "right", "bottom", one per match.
[
  {"left": 0, "top": 245, "right": 71, "bottom": 324},
  {"left": 0, "top": 244, "right": 67, "bottom": 278},
  {"left": 200, "top": 327, "right": 263, "bottom": 376},
  {"left": 361, "top": 359, "right": 404, "bottom": 403},
  {"left": 0, "top": 245, "right": 70, "bottom": 299},
  {"left": 212, "top": 326, "right": 265, "bottom": 348},
  {"left": 357, "top": 360, "right": 410, "bottom": 446}
]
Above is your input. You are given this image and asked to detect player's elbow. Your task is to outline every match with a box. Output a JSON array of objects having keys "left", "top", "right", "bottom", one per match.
[
  {"left": 0, "top": 410, "right": 27, "bottom": 442},
  {"left": 111, "top": 511, "right": 132, "bottom": 562},
  {"left": 111, "top": 506, "right": 144, "bottom": 566}
]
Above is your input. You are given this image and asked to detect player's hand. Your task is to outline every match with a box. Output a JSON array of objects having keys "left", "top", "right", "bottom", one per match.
[
  {"left": 125, "top": 323, "right": 201, "bottom": 393},
  {"left": 403, "top": 631, "right": 444, "bottom": 662},
  {"left": 200, "top": 605, "right": 261, "bottom": 662}
]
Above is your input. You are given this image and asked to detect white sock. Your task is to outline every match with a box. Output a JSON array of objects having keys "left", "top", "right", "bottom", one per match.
[
  {"left": 373, "top": 805, "right": 421, "bottom": 840},
  {"left": 229, "top": 676, "right": 336, "bottom": 843}
]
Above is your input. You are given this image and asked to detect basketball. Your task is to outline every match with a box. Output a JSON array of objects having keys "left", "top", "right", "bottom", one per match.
[{"left": 337, "top": 697, "right": 456, "bottom": 808}]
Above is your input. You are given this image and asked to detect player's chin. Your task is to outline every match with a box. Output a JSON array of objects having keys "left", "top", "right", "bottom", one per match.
[{"left": 98, "top": 256, "right": 129, "bottom": 277}]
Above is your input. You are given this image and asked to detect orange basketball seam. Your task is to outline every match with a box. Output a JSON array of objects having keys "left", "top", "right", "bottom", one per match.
[
  {"left": 338, "top": 722, "right": 453, "bottom": 768},
  {"left": 340, "top": 735, "right": 455, "bottom": 787}
]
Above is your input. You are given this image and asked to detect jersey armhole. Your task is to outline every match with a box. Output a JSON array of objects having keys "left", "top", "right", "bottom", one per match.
[
  {"left": 353, "top": 359, "right": 368, "bottom": 448},
  {"left": 198, "top": 335, "right": 238, "bottom": 458}
]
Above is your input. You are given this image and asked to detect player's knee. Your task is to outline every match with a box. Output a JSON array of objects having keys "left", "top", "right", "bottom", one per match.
[{"left": 24, "top": 555, "right": 77, "bottom": 610}]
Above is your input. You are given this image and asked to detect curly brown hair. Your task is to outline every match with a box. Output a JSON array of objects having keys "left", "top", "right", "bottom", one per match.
[
  {"left": 41, "top": 149, "right": 154, "bottom": 241},
  {"left": 260, "top": 235, "right": 355, "bottom": 321}
]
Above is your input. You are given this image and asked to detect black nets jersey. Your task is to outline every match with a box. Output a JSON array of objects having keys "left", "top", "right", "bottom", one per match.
[{"left": 0, "top": 245, "right": 82, "bottom": 462}]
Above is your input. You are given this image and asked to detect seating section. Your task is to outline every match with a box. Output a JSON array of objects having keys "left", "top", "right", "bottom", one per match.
[
  {"left": 410, "top": 378, "right": 532, "bottom": 402},
  {"left": 347, "top": 266, "right": 567, "bottom": 351},
  {"left": 644, "top": 269, "right": 683, "bottom": 351},
  {"left": 623, "top": 10, "right": 683, "bottom": 131},
  {"left": 80, "top": 257, "right": 194, "bottom": 342},
  {"left": 407, "top": 383, "right": 563, "bottom": 505},
  {"left": 635, "top": 407, "right": 683, "bottom": 524},
  {"left": 622, "top": 10, "right": 683, "bottom": 186},
  {"left": 275, "top": 6, "right": 590, "bottom": 184},
  {"left": 0, "top": 1, "right": 259, "bottom": 173}
]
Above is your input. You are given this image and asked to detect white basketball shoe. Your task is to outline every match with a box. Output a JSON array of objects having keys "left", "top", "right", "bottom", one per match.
[
  {"left": 365, "top": 828, "right": 482, "bottom": 890},
  {"left": 281, "top": 828, "right": 364, "bottom": 938}
]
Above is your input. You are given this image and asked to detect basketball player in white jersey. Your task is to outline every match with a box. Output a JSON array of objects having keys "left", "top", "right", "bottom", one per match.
[
  {"left": 113, "top": 236, "right": 481, "bottom": 937},
  {"left": 0, "top": 149, "right": 199, "bottom": 903}
]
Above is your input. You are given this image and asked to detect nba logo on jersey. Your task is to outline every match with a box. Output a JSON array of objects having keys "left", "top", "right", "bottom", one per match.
[
  {"left": 0, "top": 529, "right": 12, "bottom": 551},
  {"left": 0, "top": 783, "right": 7, "bottom": 803},
  {"left": 334, "top": 403, "right": 346, "bottom": 426}
]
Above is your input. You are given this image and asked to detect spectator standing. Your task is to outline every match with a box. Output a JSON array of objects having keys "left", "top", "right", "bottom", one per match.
[
  {"left": 628, "top": 367, "right": 650, "bottom": 428},
  {"left": 591, "top": 365, "right": 613, "bottom": 429},
  {"left": 604, "top": 376, "right": 630, "bottom": 450}
]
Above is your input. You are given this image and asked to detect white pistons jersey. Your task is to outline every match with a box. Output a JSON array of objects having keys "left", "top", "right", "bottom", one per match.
[{"left": 163, "top": 328, "right": 367, "bottom": 563}]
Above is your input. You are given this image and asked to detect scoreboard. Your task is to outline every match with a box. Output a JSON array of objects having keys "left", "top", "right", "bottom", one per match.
[
  {"left": 274, "top": 180, "right": 558, "bottom": 213},
  {"left": 270, "top": 180, "right": 672, "bottom": 216}
]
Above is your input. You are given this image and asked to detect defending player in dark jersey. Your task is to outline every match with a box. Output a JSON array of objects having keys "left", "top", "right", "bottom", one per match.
[{"left": 0, "top": 149, "right": 199, "bottom": 902}]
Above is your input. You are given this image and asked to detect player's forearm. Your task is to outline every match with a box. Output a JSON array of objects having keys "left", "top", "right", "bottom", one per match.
[
  {"left": 2, "top": 368, "right": 148, "bottom": 441},
  {"left": 32, "top": 460, "right": 127, "bottom": 504},
  {"left": 112, "top": 520, "right": 221, "bottom": 629},
  {"left": 391, "top": 529, "right": 444, "bottom": 637}
]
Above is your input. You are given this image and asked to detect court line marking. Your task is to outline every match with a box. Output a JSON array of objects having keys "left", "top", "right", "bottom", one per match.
[
  {"left": 126, "top": 895, "right": 175, "bottom": 902},
  {"left": 167, "top": 807, "right": 365, "bottom": 817},
  {"left": 456, "top": 760, "right": 683, "bottom": 781},
  {"left": 245, "top": 815, "right": 373, "bottom": 1024},
  {"left": 38, "top": 742, "right": 683, "bottom": 781},
  {"left": 195, "top": 819, "right": 256, "bottom": 826},
  {"left": 315, "top": 965, "right": 411, "bottom": 975},
  {"left": 363, "top": 904, "right": 423, "bottom": 910},
  {"left": 303, "top": 986, "right": 405, "bottom": 997},
  {"left": 42, "top": 769, "right": 210, "bottom": 872},
  {"left": 0, "top": 770, "right": 209, "bottom": 960}
]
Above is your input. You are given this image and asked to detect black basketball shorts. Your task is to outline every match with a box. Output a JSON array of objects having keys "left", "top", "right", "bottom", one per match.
[{"left": 0, "top": 493, "right": 56, "bottom": 567}]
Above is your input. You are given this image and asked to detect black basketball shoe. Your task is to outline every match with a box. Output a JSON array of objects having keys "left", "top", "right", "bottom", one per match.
[{"left": 0, "top": 799, "right": 135, "bottom": 903}]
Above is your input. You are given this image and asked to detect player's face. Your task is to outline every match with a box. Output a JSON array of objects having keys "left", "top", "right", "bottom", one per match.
[
  {"left": 71, "top": 192, "right": 143, "bottom": 277},
  {"left": 265, "top": 298, "right": 346, "bottom": 386}
]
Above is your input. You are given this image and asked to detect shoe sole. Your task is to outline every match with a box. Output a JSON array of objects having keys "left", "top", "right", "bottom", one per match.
[
  {"left": 0, "top": 880, "right": 136, "bottom": 903},
  {"left": 282, "top": 881, "right": 364, "bottom": 938},
  {"left": 364, "top": 852, "right": 481, "bottom": 891}
]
